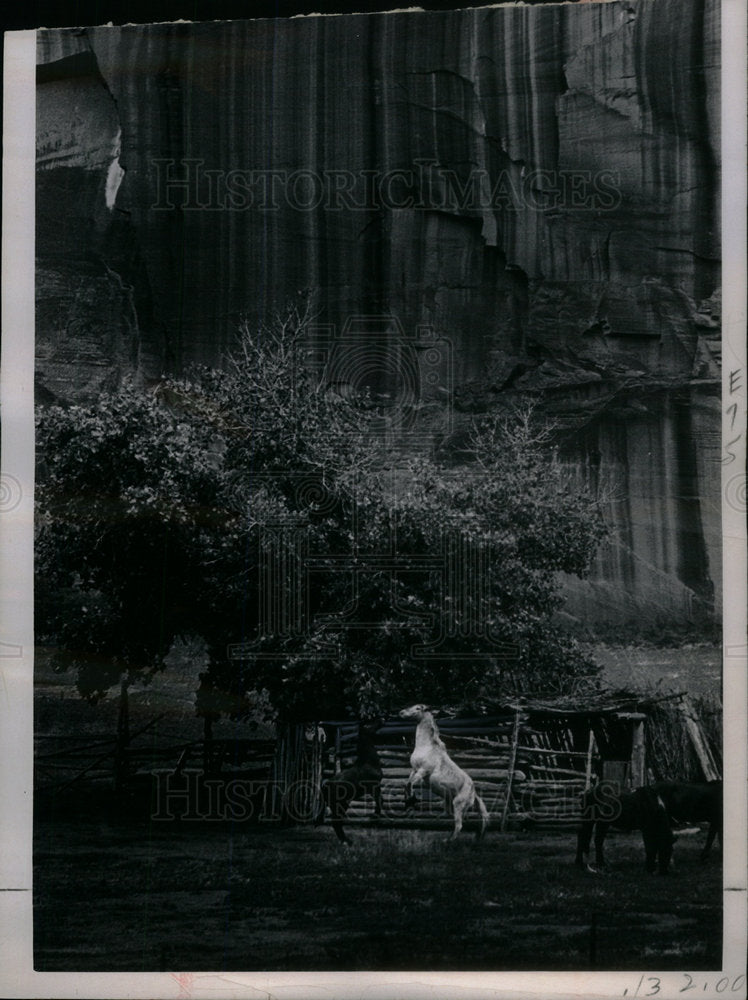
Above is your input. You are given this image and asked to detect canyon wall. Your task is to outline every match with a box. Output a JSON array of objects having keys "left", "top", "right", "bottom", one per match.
[{"left": 35, "top": 0, "right": 722, "bottom": 635}]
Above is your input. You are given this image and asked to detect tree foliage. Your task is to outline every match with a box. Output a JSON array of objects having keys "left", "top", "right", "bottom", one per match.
[
  {"left": 36, "top": 382, "right": 223, "bottom": 695},
  {"left": 37, "top": 301, "right": 607, "bottom": 714}
]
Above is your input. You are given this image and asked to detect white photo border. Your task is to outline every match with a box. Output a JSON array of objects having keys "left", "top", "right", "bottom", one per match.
[{"left": 1, "top": 1, "right": 746, "bottom": 996}]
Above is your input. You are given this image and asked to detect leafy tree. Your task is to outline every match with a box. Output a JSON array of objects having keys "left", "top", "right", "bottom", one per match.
[
  {"left": 35, "top": 380, "right": 223, "bottom": 696},
  {"left": 36, "top": 301, "right": 607, "bottom": 716}
]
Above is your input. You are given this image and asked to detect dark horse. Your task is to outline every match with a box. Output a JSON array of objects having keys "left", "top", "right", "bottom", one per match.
[
  {"left": 651, "top": 780, "right": 723, "bottom": 861},
  {"left": 314, "top": 721, "right": 383, "bottom": 844},
  {"left": 576, "top": 782, "right": 675, "bottom": 875}
]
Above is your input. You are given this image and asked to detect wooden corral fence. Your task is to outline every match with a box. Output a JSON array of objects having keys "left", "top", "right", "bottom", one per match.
[
  {"left": 318, "top": 714, "right": 525, "bottom": 831},
  {"left": 35, "top": 690, "right": 721, "bottom": 831},
  {"left": 34, "top": 729, "right": 277, "bottom": 794},
  {"left": 317, "top": 711, "right": 592, "bottom": 831},
  {"left": 315, "top": 693, "right": 722, "bottom": 832}
]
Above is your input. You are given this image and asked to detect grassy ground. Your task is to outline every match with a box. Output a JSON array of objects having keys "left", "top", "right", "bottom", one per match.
[
  {"left": 34, "top": 815, "right": 722, "bottom": 972},
  {"left": 587, "top": 644, "right": 721, "bottom": 698}
]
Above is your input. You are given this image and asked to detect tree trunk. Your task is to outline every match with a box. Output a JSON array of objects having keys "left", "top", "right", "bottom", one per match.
[{"left": 270, "top": 723, "right": 323, "bottom": 825}]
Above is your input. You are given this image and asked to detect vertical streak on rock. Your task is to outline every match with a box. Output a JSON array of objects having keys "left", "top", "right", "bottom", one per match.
[
  {"left": 36, "top": 4, "right": 722, "bottom": 633},
  {"left": 673, "top": 396, "right": 712, "bottom": 606}
]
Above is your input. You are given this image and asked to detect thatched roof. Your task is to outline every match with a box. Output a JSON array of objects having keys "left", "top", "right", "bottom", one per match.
[{"left": 450, "top": 688, "right": 688, "bottom": 721}]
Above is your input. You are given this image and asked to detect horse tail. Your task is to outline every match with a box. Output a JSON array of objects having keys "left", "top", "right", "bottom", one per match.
[{"left": 474, "top": 792, "right": 489, "bottom": 841}]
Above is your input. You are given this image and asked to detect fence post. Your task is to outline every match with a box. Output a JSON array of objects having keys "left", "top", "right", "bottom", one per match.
[
  {"left": 334, "top": 725, "right": 342, "bottom": 774},
  {"left": 269, "top": 724, "right": 287, "bottom": 820},
  {"left": 270, "top": 723, "right": 308, "bottom": 824},
  {"left": 500, "top": 709, "right": 521, "bottom": 832},
  {"left": 630, "top": 717, "right": 646, "bottom": 788},
  {"left": 114, "top": 677, "right": 130, "bottom": 792},
  {"left": 614, "top": 711, "right": 647, "bottom": 788},
  {"left": 679, "top": 696, "right": 721, "bottom": 780},
  {"left": 584, "top": 728, "right": 596, "bottom": 791}
]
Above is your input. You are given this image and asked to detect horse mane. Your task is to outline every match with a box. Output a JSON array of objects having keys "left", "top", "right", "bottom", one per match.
[{"left": 422, "top": 712, "right": 447, "bottom": 750}]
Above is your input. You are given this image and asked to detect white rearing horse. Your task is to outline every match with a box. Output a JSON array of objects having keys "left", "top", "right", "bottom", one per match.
[{"left": 399, "top": 704, "right": 489, "bottom": 841}]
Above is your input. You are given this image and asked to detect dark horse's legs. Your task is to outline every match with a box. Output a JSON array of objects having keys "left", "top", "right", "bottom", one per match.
[
  {"left": 593, "top": 821, "right": 610, "bottom": 869},
  {"left": 331, "top": 781, "right": 354, "bottom": 843},
  {"left": 576, "top": 787, "right": 674, "bottom": 874},
  {"left": 575, "top": 820, "right": 594, "bottom": 868},
  {"left": 642, "top": 826, "right": 659, "bottom": 873},
  {"left": 330, "top": 811, "right": 351, "bottom": 844},
  {"left": 317, "top": 723, "right": 384, "bottom": 844},
  {"left": 330, "top": 783, "right": 384, "bottom": 842},
  {"left": 332, "top": 781, "right": 381, "bottom": 842},
  {"left": 642, "top": 824, "right": 674, "bottom": 875},
  {"left": 315, "top": 779, "right": 354, "bottom": 843},
  {"left": 639, "top": 789, "right": 675, "bottom": 874},
  {"left": 319, "top": 778, "right": 385, "bottom": 844},
  {"left": 576, "top": 787, "right": 610, "bottom": 870},
  {"left": 576, "top": 790, "right": 601, "bottom": 869},
  {"left": 700, "top": 820, "right": 721, "bottom": 861}
]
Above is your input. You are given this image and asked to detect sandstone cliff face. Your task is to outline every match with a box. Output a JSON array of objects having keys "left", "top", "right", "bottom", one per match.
[{"left": 35, "top": 0, "right": 721, "bottom": 634}]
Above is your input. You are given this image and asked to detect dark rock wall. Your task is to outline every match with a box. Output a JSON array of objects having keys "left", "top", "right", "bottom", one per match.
[{"left": 35, "top": 0, "right": 722, "bottom": 633}]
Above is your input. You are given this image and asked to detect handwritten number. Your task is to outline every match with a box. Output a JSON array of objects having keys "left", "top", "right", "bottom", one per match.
[
  {"left": 680, "top": 974, "right": 695, "bottom": 992},
  {"left": 646, "top": 978, "right": 661, "bottom": 996},
  {"left": 723, "top": 435, "right": 741, "bottom": 465}
]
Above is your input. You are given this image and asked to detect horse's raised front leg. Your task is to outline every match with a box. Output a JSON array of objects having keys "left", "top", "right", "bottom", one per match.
[{"left": 405, "top": 767, "right": 427, "bottom": 810}]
